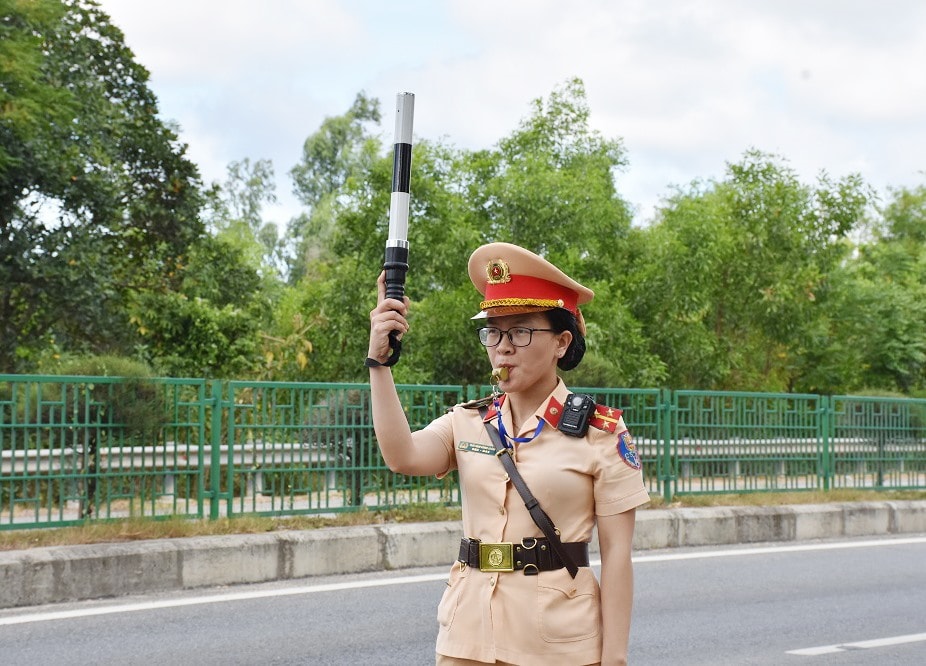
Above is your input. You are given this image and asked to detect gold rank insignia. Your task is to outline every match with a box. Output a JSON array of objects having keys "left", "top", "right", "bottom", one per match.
[{"left": 589, "top": 404, "right": 623, "bottom": 433}]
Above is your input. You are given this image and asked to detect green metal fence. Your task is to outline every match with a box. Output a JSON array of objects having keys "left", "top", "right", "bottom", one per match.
[
  {"left": 2, "top": 375, "right": 925, "bottom": 530},
  {"left": 670, "top": 391, "right": 826, "bottom": 496},
  {"left": 0, "top": 376, "right": 210, "bottom": 528},
  {"left": 828, "top": 395, "right": 926, "bottom": 491},
  {"left": 217, "top": 381, "right": 466, "bottom": 519}
]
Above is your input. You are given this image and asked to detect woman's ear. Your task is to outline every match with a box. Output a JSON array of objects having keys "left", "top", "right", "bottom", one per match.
[{"left": 555, "top": 330, "right": 573, "bottom": 359}]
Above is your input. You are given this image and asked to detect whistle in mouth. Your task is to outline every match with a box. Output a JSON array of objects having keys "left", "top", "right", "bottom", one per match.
[{"left": 491, "top": 367, "right": 509, "bottom": 382}]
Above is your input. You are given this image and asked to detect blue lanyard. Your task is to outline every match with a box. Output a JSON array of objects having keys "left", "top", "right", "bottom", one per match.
[{"left": 494, "top": 398, "right": 546, "bottom": 449}]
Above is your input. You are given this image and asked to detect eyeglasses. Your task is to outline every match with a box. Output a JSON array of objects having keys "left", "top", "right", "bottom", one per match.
[{"left": 477, "top": 326, "right": 556, "bottom": 347}]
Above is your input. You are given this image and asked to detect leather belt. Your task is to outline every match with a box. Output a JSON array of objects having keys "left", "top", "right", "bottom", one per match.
[{"left": 458, "top": 537, "right": 589, "bottom": 575}]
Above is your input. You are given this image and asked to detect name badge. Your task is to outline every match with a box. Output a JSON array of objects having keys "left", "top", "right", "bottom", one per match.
[{"left": 457, "top": 440, "right": 495, "bottom": 455}]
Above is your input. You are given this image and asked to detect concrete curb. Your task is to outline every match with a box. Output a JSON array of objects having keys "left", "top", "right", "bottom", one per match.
[{"left": 2, "top": 501, "right": 925, "bottom": 610}]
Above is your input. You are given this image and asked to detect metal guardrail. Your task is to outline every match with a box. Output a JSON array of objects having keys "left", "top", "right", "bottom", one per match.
[
  {"left": 1, "top": 376, "right": 925, "bottom": 530},
  {"left": 0, "top": 441, "right": 338, "bottom": 492}
]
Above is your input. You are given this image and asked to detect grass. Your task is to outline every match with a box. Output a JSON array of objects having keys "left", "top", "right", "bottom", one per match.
[
  {"left": 1, "top": 490, "right": 924, "bottom": 553},
  {"left": 644, "top": 488, "right": 926, "bottom": 509},
  {"left": 0, "top": 505, "right": 464, "bottom": 552}
]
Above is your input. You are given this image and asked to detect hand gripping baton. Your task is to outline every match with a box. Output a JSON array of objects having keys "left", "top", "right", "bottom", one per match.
[{"left": 382, "top": 92, "right": 414, "bottom": 366}]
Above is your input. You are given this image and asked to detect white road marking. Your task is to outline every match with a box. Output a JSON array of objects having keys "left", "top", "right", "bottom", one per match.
[
  {"left": 0, "top": 573, "right": 447, "bottom": 626},
  {"left": 787, "top": 632, "right": 926, "bottom": 655},
  {"left": 626, "top": 535, "right": 926, "bottom": 564},
  {"left": 1, "top": 536, "right": 924, "bottom": 627}
]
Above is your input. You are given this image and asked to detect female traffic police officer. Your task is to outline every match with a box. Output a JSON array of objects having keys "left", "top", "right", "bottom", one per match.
[{"left": 367, "top": 242, "right": 649, "bottom": 666}]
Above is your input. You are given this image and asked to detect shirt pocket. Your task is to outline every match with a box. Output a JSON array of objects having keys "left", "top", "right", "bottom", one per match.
[
  {"left": 437, "top": 564, "right": 469, "bottom": 629},
  {"left": 537, "top": 568, "right": 601, "bottom": 643}
]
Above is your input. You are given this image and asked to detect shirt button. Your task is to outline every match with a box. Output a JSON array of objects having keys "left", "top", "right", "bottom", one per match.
[
  {"left": 489, "top": 577, "right": 496, "bottom": 587},
  {"left": 498, "top": 506, "right": 505, "bottom": 515}
]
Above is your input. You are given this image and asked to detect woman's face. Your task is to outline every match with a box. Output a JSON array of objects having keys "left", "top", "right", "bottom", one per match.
[{"left": 482, "top": 312, "right": 572, "bottom": 395}]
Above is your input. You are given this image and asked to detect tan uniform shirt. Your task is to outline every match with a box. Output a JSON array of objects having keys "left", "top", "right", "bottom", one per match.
[{"left": 424, "top": 379, "right": 650, "bottom": 665}]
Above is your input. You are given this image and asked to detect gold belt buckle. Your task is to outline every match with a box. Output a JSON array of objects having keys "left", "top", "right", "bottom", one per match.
[{"left": 478, "top": 542, "right": 514, "bottom": 572}]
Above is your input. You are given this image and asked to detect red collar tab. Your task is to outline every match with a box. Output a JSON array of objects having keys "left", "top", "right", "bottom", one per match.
[
  {"left": 543, "top": 396, "right": 564, "bottom": 428},
  {"left": 484, "top": 394, "right": 506, "bottom": 421},
  {"left": 589, "top": 404, "right": 623, "bottom": 433}
]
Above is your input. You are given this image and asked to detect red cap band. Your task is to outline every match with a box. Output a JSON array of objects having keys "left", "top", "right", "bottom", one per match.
[{"left": 481, "top": 275, "right": 579, "bottom": 315}]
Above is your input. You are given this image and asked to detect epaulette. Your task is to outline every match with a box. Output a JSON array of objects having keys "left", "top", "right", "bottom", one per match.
[
  {"left": 458, "top": 395, "right": 497, "bottom": 410},
  {"left": 589, "top": 404, "right": 623, "bottom": 433}
]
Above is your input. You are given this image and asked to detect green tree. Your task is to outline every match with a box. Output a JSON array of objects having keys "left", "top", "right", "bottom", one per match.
[
  {"left": 802, "top": 184, "right": 926, "bottom": 394},
  {"left": 468, "top": 78, "right": 661, "bottom": 387},
  {"left": 129, "top": 234, "right": 268, "bottom": 378},
  {"left": 629, "top": 151, "right": 872, "bottom": 391},
  {"left": 288, "top": 80, "right": 662, "bottom": 387},
  {"left": 205, "top": 157, "right": 285, "bottom": 277},
  {"left": 0, "top": 0, "right": 204, "bottom": 372},
  {"left": 475, "top": 79, "right": 628, "bottom": 268},
  {"left": 880, "top": 182, "right": 926, "bottom": 244},
  {"left": 286, "top": 93, "right": 479, "bottom": 383},
  {"left": 287, "top": 92, "right": 382, "bottom": 281}
]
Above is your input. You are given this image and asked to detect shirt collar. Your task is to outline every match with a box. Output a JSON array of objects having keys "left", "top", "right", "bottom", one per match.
[{"left": 483, "top": 378, "right": 571, "bottom": 429}]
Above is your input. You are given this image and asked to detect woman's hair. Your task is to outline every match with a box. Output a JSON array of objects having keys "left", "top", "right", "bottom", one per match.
[{"left": 545, "top": 308, "right": 586, "bottom": 371}]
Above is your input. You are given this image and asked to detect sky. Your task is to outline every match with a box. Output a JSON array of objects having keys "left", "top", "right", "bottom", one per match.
[{"left": 97, "top": 0, "right": 926, "bottom": 228}]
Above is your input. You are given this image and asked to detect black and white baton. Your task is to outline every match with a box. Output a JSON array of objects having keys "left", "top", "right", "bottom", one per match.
[{"left": 382, "top": 92, "right": 415, "bottom": 365}]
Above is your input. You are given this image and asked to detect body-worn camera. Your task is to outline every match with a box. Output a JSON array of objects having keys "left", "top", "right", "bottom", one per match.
[{"left": 558, "top": 393, "right": 596, "bottom": 437}]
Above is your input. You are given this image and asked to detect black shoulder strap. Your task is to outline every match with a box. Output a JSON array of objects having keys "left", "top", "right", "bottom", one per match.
[{"left": 479, "top": 406, "right": 579, "bottom": 578}]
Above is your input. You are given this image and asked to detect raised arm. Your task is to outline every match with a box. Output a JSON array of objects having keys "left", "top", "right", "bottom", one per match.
[{"left": 367, "top": 272, "right": 452, "bottom": 476}]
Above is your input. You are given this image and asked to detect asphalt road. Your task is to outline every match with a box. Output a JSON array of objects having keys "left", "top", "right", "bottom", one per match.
[{"left": 1, "top": 534, "right": 925, "bottom": 665}]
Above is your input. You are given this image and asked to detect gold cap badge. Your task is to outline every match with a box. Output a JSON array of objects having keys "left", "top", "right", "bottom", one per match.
[{"left": 486, "top": 259, "right": 511, "bottom": 285}]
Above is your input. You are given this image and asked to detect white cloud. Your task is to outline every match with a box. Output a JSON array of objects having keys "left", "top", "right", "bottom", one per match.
[{"left": 96, "top": 0, "right": 926, "bottom": 225}]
